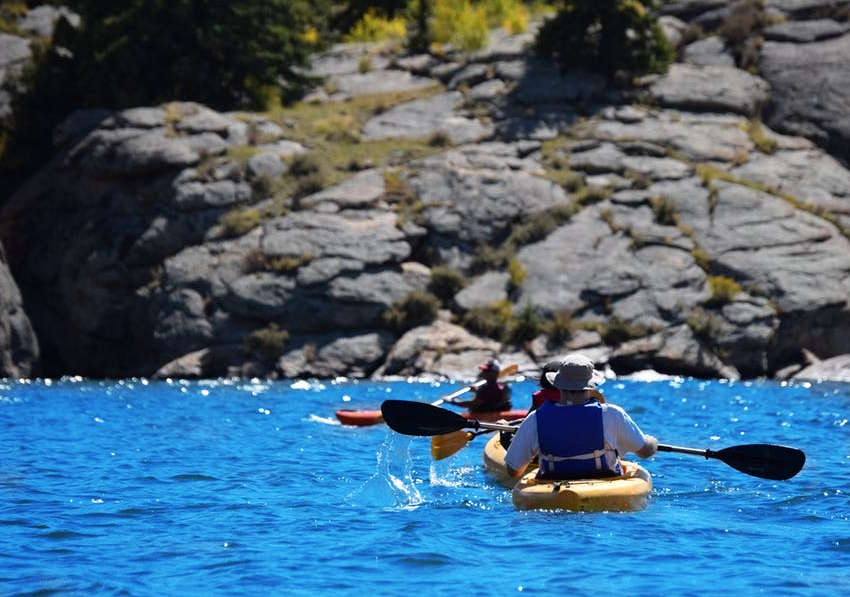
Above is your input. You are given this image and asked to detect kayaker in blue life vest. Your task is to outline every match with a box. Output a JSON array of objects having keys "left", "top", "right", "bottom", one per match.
[
  {"left": 504, "top": 353, "right": 657, "bottom": 480},
  {"left": 454, "top": 358, "right": 512, "bottom": 413}
]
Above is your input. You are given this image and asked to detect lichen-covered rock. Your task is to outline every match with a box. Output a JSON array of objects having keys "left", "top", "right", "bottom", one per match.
[
  {"left": 764, "top": 19, "right": 850, "bottom": 43},
  {"left": 277, "top": 331, "right": 395, "bottom": 378},
  {"left": 362, "top": 92, "right": 493, "bottom": 144},
  {"left": 378, "top": 320, "right": 500, "bottom": 378},
  {"left": 760, "top": 33, "right": 850, "bottom": 163},
  {"left": 648, "top": 64, "right": 770, "bottom": 117}
]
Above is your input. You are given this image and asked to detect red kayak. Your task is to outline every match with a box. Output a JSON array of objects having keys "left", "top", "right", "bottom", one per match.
[{"left": 335, "top": 408, "right": 527, "bottom": 426}]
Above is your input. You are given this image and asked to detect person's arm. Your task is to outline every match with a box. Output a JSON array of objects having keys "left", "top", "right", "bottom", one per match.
[
  {"left": 635, "top": 434, "right": 658, "bottom": 458},
  {"left": 606, "top": 405, "right": 656, "bottom": 459},
  {"left": 504, "top": 414, "right": 538, "bottom": 478}
]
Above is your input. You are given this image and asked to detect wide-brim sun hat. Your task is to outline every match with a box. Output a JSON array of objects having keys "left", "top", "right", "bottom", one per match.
[{"left": 545, "top": 353, "right": 605, "bottom": 391}]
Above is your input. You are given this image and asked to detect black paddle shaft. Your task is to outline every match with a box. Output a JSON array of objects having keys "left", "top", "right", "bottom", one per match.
[
  {"left": 658, "top": 443, "right": 806, "bottom": 481},
  {"left": 381, "top": 400, "right": 516, "bottom": 436}
]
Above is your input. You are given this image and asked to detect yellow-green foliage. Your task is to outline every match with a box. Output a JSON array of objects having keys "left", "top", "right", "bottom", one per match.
[
  {"left": 505, "top": 303, "right": 543, "bottom": 344},
  {"left": 383, "top": 291, "right": 440, "bottom": 331},
  {"left": 221, "top": 208, "right": 261, "bottom": 237},
  {"left": 706, "top": 275, "right": 742, "bottom": 306},
  {"left": 744, "top": 119, "right": 777, "bottom": 154},
  {"left": 432, "top": 0, "right": 490, "bottom": 52},
  {"left": 507, "top": 257, "right": 527, "bottom": 291},
  {"left": 345, "top": 9, "right": 407, "bottom": 43},
  {"left": 245, "top": 323, "right": 290, "bottom": 360},
  {"left": 483, "top": 0, "right": 529, "bottom": 33},
  {"left": 692, "top": 247, "right": 710, "bottom": 271}
]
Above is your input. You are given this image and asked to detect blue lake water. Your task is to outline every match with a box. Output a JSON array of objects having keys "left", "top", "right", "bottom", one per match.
[{"left": 1, "top": 376, "right": 848, "bottom": 596}]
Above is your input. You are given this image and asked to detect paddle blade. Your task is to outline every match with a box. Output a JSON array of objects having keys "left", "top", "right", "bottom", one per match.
[
  {"left": 713, "top": 444, "right": 806, "bottom": 481},
  {"left": 381, "top": 400, "right": 469, "bottom": 436},
  {"left": 431, "top": 431, "right": 475, "bottom": 460}
]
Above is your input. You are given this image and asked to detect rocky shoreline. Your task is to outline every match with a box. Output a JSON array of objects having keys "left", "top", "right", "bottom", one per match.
[{"left": 2, "top": 0, "right": 850, "bottom": 383}]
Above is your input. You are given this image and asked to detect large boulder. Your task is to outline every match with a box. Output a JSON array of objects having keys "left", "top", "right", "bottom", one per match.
[
  {"left": 0, "top": 244, "right": 39, "bottom": 377},
  {"left": 794, "top": 353, "right": 850, "bottom": 382},
  {"left": 760, "top": 33, "right": 850, "bottom": 163},
  {"left": 378, "top": 320, "right": 501, "bottom": 378},
  {"left": 648, "top": 64, "right": 770, "bottom": 117},
  {"left": 362, "top": 92, "right": 493, "bottom": 144}
]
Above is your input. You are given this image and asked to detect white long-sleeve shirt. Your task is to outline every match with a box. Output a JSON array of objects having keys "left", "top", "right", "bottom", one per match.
[{"left": 504, "top": 402, "right": 649, "bottom": 473}]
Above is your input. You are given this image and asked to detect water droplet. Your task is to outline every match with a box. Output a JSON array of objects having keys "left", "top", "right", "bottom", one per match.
[
  {"left": 93, "top": 417, "right": 104, "bottom": 424},
  {"left": 342, "top": 395, "right": 351, "bottom": 402}
]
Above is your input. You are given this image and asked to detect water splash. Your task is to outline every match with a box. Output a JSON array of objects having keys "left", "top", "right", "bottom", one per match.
[{"left": 345, "top": 432, "right": 422, "bottom": 510}]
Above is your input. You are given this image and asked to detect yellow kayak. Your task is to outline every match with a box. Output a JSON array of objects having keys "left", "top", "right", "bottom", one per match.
[
  {"left": 483, "top": 434, "right": 652, "bottom": 512},
  {"left": 483, "top": 433, "right": 532, "bottom": 488}
]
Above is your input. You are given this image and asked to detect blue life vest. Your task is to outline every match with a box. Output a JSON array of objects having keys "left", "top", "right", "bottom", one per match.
[{"left": 535, "top": 401, "right": 621, "bottom": 479}]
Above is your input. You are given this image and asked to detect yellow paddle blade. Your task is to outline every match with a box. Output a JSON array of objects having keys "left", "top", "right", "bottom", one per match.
[
  {"left": 431, "top": 430, "right": 475, "bottom": 460},
  {"left": 499, "top": 363, "right": 519, "bottom": 378}
]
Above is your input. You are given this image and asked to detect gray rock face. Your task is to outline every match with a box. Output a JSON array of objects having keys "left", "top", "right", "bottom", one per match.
[
  {"left": 610, "top": 325, "right": 740, "bottom": 379},
  {"left": 760, "top": 34, "right": 850, "bottom": 163},
  {"left": 509, "top": 62, "right": 606, "bottom": 104},
  {"left": 362, "top": 92, "right": 493, "bottom": 144},
  {"left": 683, "top": 36, "right": 735, "bottom": 66},
  {"left": 794, "top": 353, "right": 850, "bottom": 382},
  {"left": 0, "top": 244, "right": 39, "bottom": 377},
  {"left": 378, "top": 320, "right": 500, "bottom": 377},
  {"left": 278, "top": 331, "right": 395, "bottom": 378},
  {"left": 332, "top": 70, "right": 435, "bottom": 96},
  {"left": 649, "top": 64, "right": 771, "bottom": 117},
  {"left": 767, "top": 0, "right": 850, "bottom": 17},
  {"left": 516, "top": 204, "right": 707, "bottom": 330},
  {"left": 69, "top": 129, "right": 200, "bottom": 175},
  {"left": 17, "top": 5, "right": 80, "bottom": 37},
  {"left": 593, "top": 110, "right": 753, "bottom": 163},
  {"left": 764, "top": 19, "right": 850, "bottom": 43},
  {"left": 299, "top": 169, "right": 385, "bottom": 210},
  {"left": 732, "top": 148, "right": 850, "bottom": 227},
  {"left": 308, "top": 43, "right": 391, "bottom": 77},
  {"left": 454, "top": 272, "right": 509, "bottom": 310},
  {"left": 407, "top": 149, "right": 570, "bottom": 267}
]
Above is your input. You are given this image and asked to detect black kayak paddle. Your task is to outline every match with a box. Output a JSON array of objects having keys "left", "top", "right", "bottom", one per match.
[{"left": 380, "top": 399, "right": 806, "bottom": 481}]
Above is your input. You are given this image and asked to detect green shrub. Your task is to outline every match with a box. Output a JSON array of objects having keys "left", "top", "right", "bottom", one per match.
[
  {"left": 358, "top": 55, "right": 373, "bottom": 73},
  {"left": 545, "top": 309, "right": 574, "bottom": 345},
  {"left": 383, "top": 291, "right": 440, "bottom": 331},
  {"left": 463, "top": 300, "right": 513, "bottom": 339},
  {"left": 650, "top": 195, "right": 678, "bottom": 226},
  {"left": 483, "top": 0, "right": 529, "bottom": 33},
  {"left": 505, "top": 303, "right": 543, "bottom": 344},
  {"left": 431, "top": 0, "right": 489, "bottom": 51},
  {"left": 706, "top": 275, "right": 742, "bottom": 306},
  {"left": 245, "top": 323, "right": 290, "bottom": 360},
  {"left": 687, "top": 307, "right": 722, "bottom": 344},
  {"left": 597, "top": 318, "right": 648, "bottom": 345},
  {"left": 345, "top": 9, "right": 407, "bottom": 42},
  {"left": 221, "top": 208, "right": 261, "bottom": 237},
  {"left": 507, "top": 257, "right": 527, "bottom": 291},
  {"left": 427, "top": 130, "right": 452, "bottom": 147},
  {"left": 535, "top": 0, "right": 674, "bottom": 77},
  {"left": 429, "top": 266, "right": 467, "bottom": 301}
]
